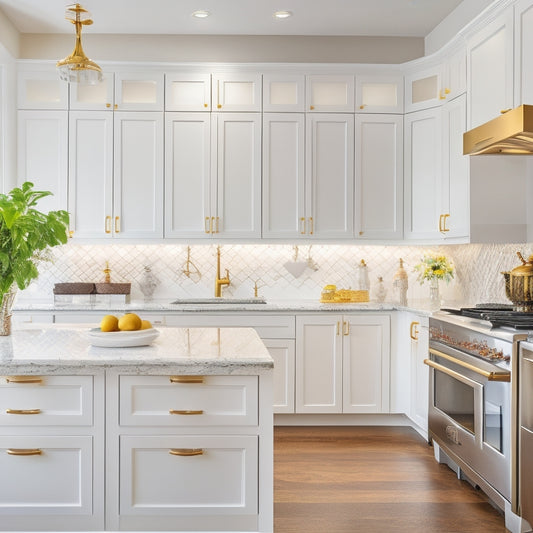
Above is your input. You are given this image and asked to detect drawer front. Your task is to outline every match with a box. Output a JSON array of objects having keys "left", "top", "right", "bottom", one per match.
[
  {"left": 0, "top": 435, "right": 93, "bottom": 514},
  {"left": 119, "top": 375, "right": 258, "bottom": 426},
  {"left": 0, "top": 376, "right": 93, "bottom": 426},
  {"left": 120, "top": 435, "right": 258, "bottom": 516}
]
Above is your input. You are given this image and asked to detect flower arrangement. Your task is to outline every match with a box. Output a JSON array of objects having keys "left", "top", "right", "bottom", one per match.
[{"left": 413, "top": 252, "right": 454, "bottom": 284}]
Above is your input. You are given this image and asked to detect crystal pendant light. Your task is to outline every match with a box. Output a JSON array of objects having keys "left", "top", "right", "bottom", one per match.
[{"left": 56, "top": 3, "right": 102, "bottom": 85}]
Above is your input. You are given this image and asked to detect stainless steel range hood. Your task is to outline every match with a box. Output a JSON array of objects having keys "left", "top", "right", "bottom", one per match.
[{"left": 463, "top": 105, "right": 533, "bottom": 155}]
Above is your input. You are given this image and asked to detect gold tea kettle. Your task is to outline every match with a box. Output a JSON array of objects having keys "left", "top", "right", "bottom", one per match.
[{"left": 502, "top": 252, "right": 533, "bottom": 312}]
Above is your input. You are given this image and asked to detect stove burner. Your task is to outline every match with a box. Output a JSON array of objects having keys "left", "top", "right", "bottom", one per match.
[{"left": 442, "top": 305, "right": 533, "bottom": 330}]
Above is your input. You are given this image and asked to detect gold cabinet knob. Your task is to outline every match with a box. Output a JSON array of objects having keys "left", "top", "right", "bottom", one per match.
[
  {"left": 106, "top": 103, "right": 111, "bottom": 108},
  {"left": 217, "top": 104, "right": 222, "bottom": 109},
  {"left": 114, "top": 104, "right": 118, "bottom": 110},
  {"left": 204, "top": 103, "right": 208, "bottom": 108},
  {"left": 310, "top": 105, "right": 315, "bottom": 110}
]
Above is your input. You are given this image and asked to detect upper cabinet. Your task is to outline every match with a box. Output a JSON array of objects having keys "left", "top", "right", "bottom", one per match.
[
  {"left": 17, "top": 69, "right": 69, "bottom": 110},
  {"left": 306, "top": 75, "right": 355, "bottom": 112},
  {"left": 355, "top": 75, "right": 404, "bottom": 114},
  {"left": 404, "top": 65, "right": 444, "bottom": 113},
  {"left": 442, "top": 46, "right": 467, "bottom": 102},
  {"left": 514, "top": 0, "right": 533, "bottom": 105},
  {"left": 165, "top": 73, "right": 211, "bottom": 111},
  {"left": 212, "top": 73, "right": 262, "bottom": 112},
  {"left": 467, "top": 9, "right": 514, "bottom": 129},
  {"left": 262, "top": 74, "right": 306, "bottom": 112},
  {"left": 70, "top": 71, "right": 164, "bottom": 111}
]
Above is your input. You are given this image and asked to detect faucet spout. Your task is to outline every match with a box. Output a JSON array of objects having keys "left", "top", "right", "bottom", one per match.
[{"left": 215, "top": 246, "right": 230, "bottom": 297}]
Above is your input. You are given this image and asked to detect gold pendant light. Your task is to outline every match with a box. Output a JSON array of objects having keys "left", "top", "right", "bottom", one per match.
[{"left": 56, "top": 3, "right": 102, "bottom": 85}]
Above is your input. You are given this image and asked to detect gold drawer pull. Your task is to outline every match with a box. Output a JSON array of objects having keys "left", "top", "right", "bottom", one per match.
[
  {"left": 6, "top": 409, "right": 41, "bottom": 415},
  {"left": 169, "top": 448, "right": 204, "bottom": 456},
  {"left": 5, "top": 376, "right": 43, "bottom": 384},
  {"left": 105, "top": 215, "right": 112, "bottom": 233},
  {"left": 410, "top": 321, "right": 419, "bottom": 341},
  {"left": 114, "top": 216, "right": 120, "bottom": 233},
  {"left": 169, "top": 409, "right": 204, "bottom": 415},
  {"left": 169, "top": 376, "right": 204, "bottom": 384},
  {"left": 7, "top": 449, "right": 42, "bottom": 456}
]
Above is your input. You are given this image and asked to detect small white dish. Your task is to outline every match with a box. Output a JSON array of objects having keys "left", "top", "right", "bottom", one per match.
[
  {"left": 284, "top": 261, "right": 308, "bottom": 278},
  {"left": 88, "top": 328, "right": 159, "bottom": 348}
]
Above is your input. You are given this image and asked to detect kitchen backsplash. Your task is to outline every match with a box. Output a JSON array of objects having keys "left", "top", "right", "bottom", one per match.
[{"left": 17, "top": 243, "right": 529, "bottom": 306}]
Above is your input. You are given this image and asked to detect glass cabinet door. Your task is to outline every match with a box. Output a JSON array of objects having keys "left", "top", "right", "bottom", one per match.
[
  {"left": 356, "top": 75, "right": 404, "bottom": 113},
  {"left": 306, "top": 75, "right": 355, "bottom": 112},
  {"left": 114, "top": 72, "right": 164, "bottom": 111},
  {"left": 69, "top": 72, "right": 114, "bottom": 110},
  {"left": 263, "top": 74, "right": 305, "bottom": 112},
  {"left": 17, "top": 70, "right": 69, "bottom": 110}
]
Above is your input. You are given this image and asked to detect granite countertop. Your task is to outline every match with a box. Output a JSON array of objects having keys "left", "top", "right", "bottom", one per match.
[{"left": 0, "top": 325, "right": 273, "bottom": 375}]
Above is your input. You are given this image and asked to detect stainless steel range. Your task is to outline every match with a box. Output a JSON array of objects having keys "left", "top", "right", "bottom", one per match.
[{"left": 428, "top": 307, "right": 532, "bottom": 533}]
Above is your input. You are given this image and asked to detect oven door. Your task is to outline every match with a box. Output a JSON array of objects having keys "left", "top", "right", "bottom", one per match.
[{"left": 425, "top": 346, "right": 511, "bottom": 501}]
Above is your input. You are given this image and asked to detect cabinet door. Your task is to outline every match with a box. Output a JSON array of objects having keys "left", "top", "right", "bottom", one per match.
[
  {"left": 69, "top": 71, "right": 114, "bottom": 110},
  {"left": 214, "top": 113, "right": 261, "bottom": 238},
  {"left": 295, "top": 315, "right": 343, "bottom": 413},
  {"left": 306, "top": 114, "right": 354, "bottom": 239},
  {"left": 306, "top": 75, "right": 355, "bottom": 112},
  {"left": 263, "top": 339, "right": 296, "bottom": 414},
  {"left": 263, "top": 74, "right": 305, "bottom": 112},
  {"left": 355, "top": 75, "right": 404, "bottom": 114},
  {"left": 404, "top": 107, "right": 443, "bottom": 240},
  {"left": 164, "top": 113, "right": 212, "bottom": 238},
  {"left": 342, "top": 314, "right": 390, "bottom": 413},
  {"left": 113, "top": 112, "right": 164, "bottom": 238},
  {"left": 262, "top": 113, "right": 305, "bottom": 239},
  {"left": 443, "top": 46, "right": 467, "bottom": 101},
  {"left": 17, "top": 110, "right": 68, "bottom": 213},
  {"left": 409, "top": 317, "right": 429, "bottom": 433},
  {"left": 442, "top": 93, "right": 469, "bottom": 240},
  {"left": 515, "top": 0, "right": 533, "bottom": 106},
  {"left": 165, "top": 73, "right": 211, "bottom": 111},
  {"left": 405, "top": 65, "right": 443, "bottom": 112},
  {"left": 355, "top": 114, "right": 403, "bottom": 240},
  {"left": 467, "top": 9, "right": 514, "bottom": 128},
  {"left": 17, "top": 69, "right": 68, "bottom": 110},
  {"left": 69, "top": 111, "right": 114, "bottom": 239},
  {"left": 212, "top": 73, "right": 262, "bottom": 112},
  {"left": 114, "top": 71, "right": 164, "bottom": 111}
]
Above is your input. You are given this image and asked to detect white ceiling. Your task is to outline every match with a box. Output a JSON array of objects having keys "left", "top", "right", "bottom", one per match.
[{"left": 0, "top": 0, "right": 469, "bottom": 37}]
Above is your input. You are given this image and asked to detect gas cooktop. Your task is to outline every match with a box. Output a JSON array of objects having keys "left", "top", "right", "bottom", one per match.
[{"left": 442, "top": 304, "right": 533, "bottom": 329}]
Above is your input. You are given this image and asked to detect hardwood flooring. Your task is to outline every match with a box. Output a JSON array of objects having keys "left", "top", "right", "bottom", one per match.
[{"left": 274, "top": 426, "right": 507, "bottom": 532}]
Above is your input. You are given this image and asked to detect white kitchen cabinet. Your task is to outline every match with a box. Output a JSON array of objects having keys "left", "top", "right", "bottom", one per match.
[
  {"left": 355, "top": 114, "right": 403, "bottom": 240},
  {"left": 212, "top": 73, "right": 262, "bottom": 112},
  {"left": 165, "top": 72, "right": 211, "bottom": 111},
  {"left": 262, "top": 73, "right": 305, "bottom": 112},
  {"left": 305, "top": 114, "right": 355, "bottom": 238},
  {"left": 467, "top": 8, "right": 514, "bottom": 129},
  {"left": 441, "top": 45, "right": 467, "bottom": 102},
  {"left": 342, "top": 314, "right": 390, "bottom": 413},
  {"left": 70, "top": 70, "right": 164, "bottom": 111},
  {"left": 17, "top": 69, "right": 68, "bottom": 110},
  {"left": 263, "top": 338, "right": 296, "bottom": 414},
  {"left": 404, "top": 107, "right": 443, "bottom": 240},
  {"left": 306, "top": 75, "right": 355, "bottom": 112},
  {"left": 17, "top": 110, "right": 68, "bottom": 213},
  {"left": 355, "top": 74, "right": 404, "bottom": 114},
  {"left": 405, "top": 65, "right": 444, "bottom": 112},
  {"left": 165, "top": 112, "right": 261, "bottom": 238},
  {"left": 514, "top": 0, "right": 533, "bottom": 105},
  {"left": 69, "top": 111, "right": 164, "bottom": 239}
]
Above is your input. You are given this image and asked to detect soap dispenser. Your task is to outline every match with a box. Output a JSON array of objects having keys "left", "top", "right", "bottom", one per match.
[{"left": 358, "top": 259, "right": 370, "bottom": 291}]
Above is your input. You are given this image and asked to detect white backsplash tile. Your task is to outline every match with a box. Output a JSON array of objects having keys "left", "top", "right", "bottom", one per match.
[{"left": 18, "top": 242, "right": 531, "bottom": 307}]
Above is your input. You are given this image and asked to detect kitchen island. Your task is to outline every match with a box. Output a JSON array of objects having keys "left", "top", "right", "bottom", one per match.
[{"left": 0, "top": 325, "right": 273, "bottom": 533}]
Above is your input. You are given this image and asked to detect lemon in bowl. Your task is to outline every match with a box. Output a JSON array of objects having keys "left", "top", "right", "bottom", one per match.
[
  {"left": 118, "top": 313, "right": 142, "bottom": 331},
  {"left": 140, "top": 319, "right": 152, "bottom": 330},
  {"left": 100, "top": 315, "right": 119, "bottom": 332}
]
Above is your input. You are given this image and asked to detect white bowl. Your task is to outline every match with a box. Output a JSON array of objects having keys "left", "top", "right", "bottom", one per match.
[{"left": 88, "top": 328, "right": 159, "bottom": 348}]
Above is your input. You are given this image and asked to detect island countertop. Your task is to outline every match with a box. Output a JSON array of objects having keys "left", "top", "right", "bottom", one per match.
[{"left": 0, "top": 325, "right": 273, "bottom": 375}]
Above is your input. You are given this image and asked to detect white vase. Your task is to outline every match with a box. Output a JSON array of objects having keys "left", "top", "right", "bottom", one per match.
[{"left": 429, "top": 278, "right": 441, "bottom": 310}]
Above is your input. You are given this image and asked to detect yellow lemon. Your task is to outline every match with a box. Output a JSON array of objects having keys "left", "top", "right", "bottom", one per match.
[
  {"left": 118, "top": 313, "right": 142, "bottom": 331},
  {"left": 140, "top": 319, "right": 152, "bottom": 330},
  {"left": 100, "top": 315, "right": 119, "bottom": 332}
]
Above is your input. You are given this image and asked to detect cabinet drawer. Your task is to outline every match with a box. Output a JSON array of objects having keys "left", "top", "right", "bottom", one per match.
[
  {"left": 120, "top": 435, "right": 258, "bottom": 515},
  {"left": 0, "top": 376, "right": 93, "bottom": 426},
  {"left": 0, "top": 435, "right": 93, "bottom": 514},
  {"left": 119, "top": 375, "right": 258, "bottom": 426}
]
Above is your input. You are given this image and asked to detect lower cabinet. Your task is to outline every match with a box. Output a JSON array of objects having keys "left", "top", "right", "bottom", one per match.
[
  {"left": 295, "top": 314, "right": 391, "bottom": 414},
  {"left": 262, "top": 338, "right": 295, "bottom": 413}
]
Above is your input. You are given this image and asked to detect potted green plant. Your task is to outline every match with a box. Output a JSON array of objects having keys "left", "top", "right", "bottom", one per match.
[{"left": 0, "top": 182, "right": 70, "bottom": 335}]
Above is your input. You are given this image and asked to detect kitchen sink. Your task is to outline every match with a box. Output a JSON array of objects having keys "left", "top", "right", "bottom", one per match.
[{"left": 171, "top": 298, "right": 267, "bottom": 305}]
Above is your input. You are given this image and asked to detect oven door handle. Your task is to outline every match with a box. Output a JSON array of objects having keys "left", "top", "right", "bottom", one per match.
[{"left": 428, "top": 348, "right": 511, "bottom": 382}]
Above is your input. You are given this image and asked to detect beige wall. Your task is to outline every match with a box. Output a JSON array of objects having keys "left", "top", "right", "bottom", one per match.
[
  {"left": 21, "top": 33, "right": 424, "bottom": 64},
  {"left": 0, "top": 8, "right": 19, "bottom": 58}
]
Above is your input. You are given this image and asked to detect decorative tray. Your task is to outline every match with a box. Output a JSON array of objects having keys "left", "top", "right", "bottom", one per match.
[{"left": 88, "top": 328, "right": 159, "bottom": 348}]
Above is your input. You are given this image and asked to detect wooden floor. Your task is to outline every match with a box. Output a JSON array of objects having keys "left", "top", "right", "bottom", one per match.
[{"left": 274, "top": 426, "right": 507, "bottom": 532}]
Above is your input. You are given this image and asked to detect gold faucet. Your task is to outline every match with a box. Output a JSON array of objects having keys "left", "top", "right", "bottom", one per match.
[{"left": 214, "top": 246, "right": 230, "bottom": 297}]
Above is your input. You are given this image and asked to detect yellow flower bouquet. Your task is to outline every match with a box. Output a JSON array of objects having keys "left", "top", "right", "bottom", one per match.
[{"left": 414, "top": 252, "right": 454, "bottom": 284}]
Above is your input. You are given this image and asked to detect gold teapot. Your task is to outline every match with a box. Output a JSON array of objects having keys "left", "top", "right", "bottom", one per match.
[{"left": 502, "top": 252, "right": 533, "bottom": 312}]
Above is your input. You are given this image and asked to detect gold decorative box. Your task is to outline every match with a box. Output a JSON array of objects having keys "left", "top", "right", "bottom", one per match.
[{"left": 320, "top": 286, "right": 369, "bottom": 303}]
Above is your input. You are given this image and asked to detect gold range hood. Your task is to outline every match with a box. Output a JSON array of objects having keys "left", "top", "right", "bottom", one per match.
[{"left": 463, "top": 105, "right": 533, "bottom": 155}]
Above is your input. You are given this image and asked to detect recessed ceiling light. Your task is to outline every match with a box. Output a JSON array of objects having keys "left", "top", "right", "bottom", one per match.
[
  {"left": 192, "top": 10, "right": 210, "bottom": 18},
  {"left": 273, "top": 10, "right": 292, "bottom": 19}
]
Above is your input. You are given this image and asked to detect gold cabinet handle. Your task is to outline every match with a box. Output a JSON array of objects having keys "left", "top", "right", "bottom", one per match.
[
  {"left": 211, "top": 216, "right": 216, "bottom": 234},
  {"left": 300, "top": 217, "right": 306, "bottom": 235},
  {"left": 359, "top": 104, "right": 366, "bottom": 109},
  {"left": 7, "top": 449, "right": 42, "bottom": 456},
  {"left": 359, "top": 231, "right": 364, "bottom": 236},
  {"left": 343, "top": 320, "right": 350, "bottom": 336},
  {"left": 336, "top": 321, "right": 340, "bottom": 336},
  {"left": 169, "top": 409, "right": 204, "bottom": 415},
  {"left": 310, "top": 105, "right": 315, "bottom": 110},
  {"left": 444, "top": 88, "right": 451, "bottom": 95},
  {"left": 114, "top": 216, "right": 120, "bottom": 233},
  {"left": 169, "top": 448, "right": 204, "bottom": 456},
  {"left": 6, "top": 409, "right": 41, "bottom": 415},
  {"left": 500, "top": 108, "right": 512, "bottom": 114},
  {"left": 170, "top": 375, "right": 204, "bottom": 384},
  {"left": 5, "top": 376, "right": 43, "bottom": 384},
  {"left": 217, "top": 104, "right": 222, "bottom": 109},
  {"left": 68, "top": 230, "right": 74, "bottom": 239},
  {"left": 309, "top": 217, "right": 314, "bottom": 235},
  {"left": 204, "top": 216, "right": 211, "bottom": 234},
  {"left": 410, "top": 321, "right": 419, "bottom": 341},
  {"left": 438, "top": 214, "right": 443, "bottom": 232},
  {"left": 114, "top": 104, "right": 118, "bottom": 110},
  {"left": 105, "top": 215, "right": 112, "bottom": 234},
  {"left": 215, "top": 216, "right": 220, "bottom": 233},
  {"left": 204, "top": 103, "right": 208, "bottom": 108},
  {"left": 106, "top": 103, "right": 111, "bottom": 108},
  {"left": 442, "top": 213, "right": 450, "bottom": 233},
  {"left": 439, "top": 90, "right": 446, "bottom": 100}
]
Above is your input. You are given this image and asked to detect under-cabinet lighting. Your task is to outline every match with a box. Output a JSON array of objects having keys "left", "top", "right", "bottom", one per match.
[
  {"left": 192, "top": 10, "right": 210, "bottom": 18},
  {"left": 273, "top": 10, "right": 293, "bottom": 19}
]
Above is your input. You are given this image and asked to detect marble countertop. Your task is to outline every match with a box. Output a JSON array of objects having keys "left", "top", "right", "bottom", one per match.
[{"left": 0, "top": 325, "right": 273, "bottom": 375}]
